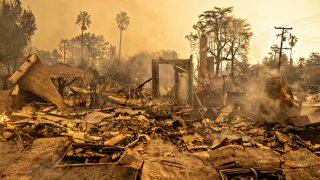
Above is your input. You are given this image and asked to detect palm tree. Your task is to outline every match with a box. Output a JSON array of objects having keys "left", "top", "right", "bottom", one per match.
[
  {"left": 76, "top": 11, "right": 91, "bottom": 62},
  {"left": 116, "top": 11, "right": 130, "bottom": 60},
  {"left": 288, "top": 34, "right": 298, "bottom": 66}
]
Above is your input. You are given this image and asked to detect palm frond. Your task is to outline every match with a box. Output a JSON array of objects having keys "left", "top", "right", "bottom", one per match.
[
  {"left": 116, "top": 11, "right": 130, "bottom": 31},
  {"left": 76, "top": 11, "right": 91, "bottom": 30}
]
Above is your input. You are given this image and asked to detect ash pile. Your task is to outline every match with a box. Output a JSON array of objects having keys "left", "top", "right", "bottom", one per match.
[{"left": 0, "top": 54, "right": 320, "bottom": 180}]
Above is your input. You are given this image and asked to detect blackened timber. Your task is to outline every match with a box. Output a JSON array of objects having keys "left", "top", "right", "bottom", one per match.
[
  {"left": 159, "top": 57, "right": 188, "bottom": 73},
  {"left": 134, "top": 77, "right": 152, "bottom": 91},
  {"left": 152, "top": 59, "right": 160, "bottom": 98},
  {"left": 174, "top": 69, "right": 179, "bottom": 98}
]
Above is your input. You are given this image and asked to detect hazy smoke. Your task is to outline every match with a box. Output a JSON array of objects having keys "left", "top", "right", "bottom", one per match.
[
  {"left": 159, "top": 64, "right": 174, "bottom": 95},
  {"left": 301, "top": 106, "right": 319, "bottom": 123},
  {"left": 243, "top": 67, "right": 299, "bottom": 124},
  {"left": 20, "top": 0, "right": 188, "bottom": 58},
  {"left": 106, "top": 50, "right": 177, "bottom": 95}
]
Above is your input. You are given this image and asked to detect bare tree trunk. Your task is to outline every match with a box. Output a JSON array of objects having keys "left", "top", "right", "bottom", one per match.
[
  {"left": 118, "top": 30, "right": 122, "bottom": 61},
  {"left": 215, "top": 52, "right": 221, "bottom": 77},
  {"left": 63, "top": 42, "right": 66, "bottom": 64},
  {"left": 231, "top": 47, "right": 235, "bottom": 79},
  {"left": 231, "top": 57, "right": 234, "bottom": 78},
  {"left": 81, "top": 29, "right": 84, "bottom": 61},
  {"left": 71, "top": 46, "right": 74, "bottom": 63}
]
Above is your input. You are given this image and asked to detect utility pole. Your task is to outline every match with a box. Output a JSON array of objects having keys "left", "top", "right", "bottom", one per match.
[
  {"left": 282, "top": 47, "right": 292, "bottom": 65},
  {"left": 275, "top": 26, "right": 292, "bottom": 72}
]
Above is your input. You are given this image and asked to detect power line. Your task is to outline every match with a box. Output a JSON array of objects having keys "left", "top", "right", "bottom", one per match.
[
  {"left": 294, "top": 50, "right": 316, "bottom": 53},
  {"left": 254, "top": 27, "right": 274, "bottom": 40},
  {"left": 297, "top": 41, "right": 320, "bottom": 46},
  {"left": 298, "top": 39, "right": 320, "bottom": 43},
  {"left": 253, "top": 33, "right": 276, "bottom": 45},
  {"left": 288, "top": 13, "right": 320, "bottom": 24},
  {"left": 295, "top": 34, "right": 320, "bottom": 39},
  {"left": 293, "top": 19, "right": 320, "bottom": 27},
  {"left": 297, "top": 38, "right": 320, "bottom": 43},
  {"left": 285, "top": 12, "right": 320, "bottom": 25}
]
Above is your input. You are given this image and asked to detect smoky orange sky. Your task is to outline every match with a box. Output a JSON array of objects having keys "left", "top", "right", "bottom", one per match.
[{"left": 21, "top": 0, "right": 320, "bottom": 64}]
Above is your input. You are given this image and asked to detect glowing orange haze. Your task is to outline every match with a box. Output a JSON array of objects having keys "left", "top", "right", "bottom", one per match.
[{"left": 22, "top": 0, "right": 320, "bottom": 64}]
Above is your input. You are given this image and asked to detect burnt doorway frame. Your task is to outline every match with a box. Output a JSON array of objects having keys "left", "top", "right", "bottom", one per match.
[{"left": 151, "top": 57, "right": 193, "bottom": 105}]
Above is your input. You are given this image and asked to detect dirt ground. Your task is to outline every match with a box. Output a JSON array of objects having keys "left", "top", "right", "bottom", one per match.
[{"left": 0, "top": 138, "right": 221, "bottom": 180}]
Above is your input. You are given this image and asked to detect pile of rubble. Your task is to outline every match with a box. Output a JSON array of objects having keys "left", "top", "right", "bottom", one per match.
[
  {"left": 1, "top": 54, "right": 320, "bottom": 179},
  {"left": 1, "top": 100, "right": 320, "bottom": 179}
]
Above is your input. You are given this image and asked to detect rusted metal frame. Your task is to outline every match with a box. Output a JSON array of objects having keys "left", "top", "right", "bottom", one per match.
[
  {"left": 219, "top": 167, "right": 284, "bottom": 180},
  {"left": 54, "top": 143, "right": 126, "bottom": 167}
]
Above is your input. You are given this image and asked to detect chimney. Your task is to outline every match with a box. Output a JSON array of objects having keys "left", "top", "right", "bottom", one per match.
[{"left": 199, "top": 34, "right": 209, "bottom": 81}]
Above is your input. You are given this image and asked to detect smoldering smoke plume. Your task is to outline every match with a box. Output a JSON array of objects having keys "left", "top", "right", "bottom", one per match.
[
  {"left": 159, "top": 64, "right": 174, "bottom": 95},
  {"left": 300, "top": 92, "right": 320, "bottom": 123},
  {"left": 301, "top": 106, "right": 320, "bottom": 123},
  {"left": 106, "top": 50, "right": 177, "bottom": 94},
  {"left": 243, "top": 67, "right": 299, "bottom": 124},
  {"left": 177, "top": 72, "right": 189, "bottom": 105}
]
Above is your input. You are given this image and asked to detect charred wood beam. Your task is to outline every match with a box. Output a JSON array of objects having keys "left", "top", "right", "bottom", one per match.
[
  {"left": 159, "top": 57, "right": 188, "bottom": 73},
  {"left": 152, "top": 59, "right": 160, "bottom": 98},
  {"left": 134, "top": 77, "right": 152, "bottom": 91}
]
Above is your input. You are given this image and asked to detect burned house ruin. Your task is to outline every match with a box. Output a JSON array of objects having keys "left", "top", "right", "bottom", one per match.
[{"left": 1, "top": 1, "right": 320, "bottom": 179}]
